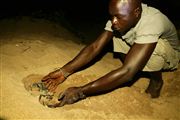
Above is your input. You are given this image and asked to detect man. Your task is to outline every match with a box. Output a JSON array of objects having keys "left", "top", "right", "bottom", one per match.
[{"left": 41, "top": 0, "right": 180, "bottom": 107}]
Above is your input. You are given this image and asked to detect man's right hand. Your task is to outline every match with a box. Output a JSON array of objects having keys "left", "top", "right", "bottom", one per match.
[{"left": 41, "top": 69, "right": 66, "bottom": 92}]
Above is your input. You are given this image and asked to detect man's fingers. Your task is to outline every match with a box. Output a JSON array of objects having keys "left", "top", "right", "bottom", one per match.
[
  {"left": 43, "top": 78, "right": 60, "bottom": 92},
  {"left": 48, "top": 83, "right": 57, "bottom": 93},
  {"left": 47, "top": 98, "right": 66, "bottom": 108},
  {"left": 58, "top": 92, "right": 65, "bottom": 100},
  {"left": 47, "top": 103, "right": 61, "bottom": 108},
  {"left": 59, "top": 97, "right": 67, "bottom": 107},
  {"left": 47, "top": 92, "right": 66, "bottom": 108},
  {"left": 41, "top": 75, "right": 50, "bottom": 82},
  {"left": 44, "top": 79, "right": 52, "bottom": 88},
  {"left": 41, "top": 72, "right": 55, "bottom": 82}
]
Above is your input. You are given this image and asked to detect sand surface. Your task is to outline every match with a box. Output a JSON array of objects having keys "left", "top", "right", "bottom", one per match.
[{"left": 0, "top": 17, "right": 180, "bottom": 120}]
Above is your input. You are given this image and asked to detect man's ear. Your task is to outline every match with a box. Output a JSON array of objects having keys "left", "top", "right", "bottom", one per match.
[{"left": 134, "top": 7, "right": 141, "bottom": 18}]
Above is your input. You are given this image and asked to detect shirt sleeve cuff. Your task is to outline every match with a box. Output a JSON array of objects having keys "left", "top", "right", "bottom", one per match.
[{"left": 135, "top": 35, "right": 159, "bottom": 44}]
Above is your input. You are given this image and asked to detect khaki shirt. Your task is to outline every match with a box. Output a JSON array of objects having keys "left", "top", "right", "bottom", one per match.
[{"left": 105, "top": 3, "right": 180, "bottom": 52}]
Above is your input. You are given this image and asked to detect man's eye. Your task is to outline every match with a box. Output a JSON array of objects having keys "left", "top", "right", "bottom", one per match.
[{"left": 116, "top": 16, "right": 122, "bottom": 19}]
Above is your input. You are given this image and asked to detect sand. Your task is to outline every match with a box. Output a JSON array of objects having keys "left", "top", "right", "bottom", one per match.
[{"left": 0, "top": 17, "right": 180, "bottom": 120}]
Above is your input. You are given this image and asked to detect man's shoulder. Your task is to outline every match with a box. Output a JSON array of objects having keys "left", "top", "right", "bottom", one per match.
[
  {"left": 137, "top": 4, "right": 170, "bottom": 33},
  {"left": 141, "top": 3, "right": 161, "bottom": 16}
]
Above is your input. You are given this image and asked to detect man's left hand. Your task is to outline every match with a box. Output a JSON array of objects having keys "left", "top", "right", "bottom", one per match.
[{"left": 47, "top": 87, "right": 86, "bottom": 108}]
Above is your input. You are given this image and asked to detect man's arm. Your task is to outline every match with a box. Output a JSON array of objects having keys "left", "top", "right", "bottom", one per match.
[
  {"left": 62, "top": 30, "right": 113, "bottom": 74},
  {"left": 81, "top": 42, "right": 157, "bottom": 96},
  {"left": 49, "top": 42, "right": 158, "bottom": 108},
  {"left": 41, "top": 30, "right": 113, "bottom": 92}
]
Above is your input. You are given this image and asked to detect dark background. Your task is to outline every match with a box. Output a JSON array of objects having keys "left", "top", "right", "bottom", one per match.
[{"left": 0, "top": 0, "right": 179, "bottom": 41}]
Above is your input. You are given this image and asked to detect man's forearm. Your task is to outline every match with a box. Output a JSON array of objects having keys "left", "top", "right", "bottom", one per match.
[
  {"left": 81, "top": 67, "right": 134, "bottom": 96},
  {"left": 62, "top": 44, "right": 99, "bottom": 74},
  {"left": 81, "top": 43, "right": 157, "bottom": 96},
  {"left": 62, "top": 31, "right": 113, "bottom": 74}
]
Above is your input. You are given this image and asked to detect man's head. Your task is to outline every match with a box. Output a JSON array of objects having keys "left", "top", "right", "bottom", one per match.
[{"left": 109, "top": 0, "right": 142, "bottom": 34}]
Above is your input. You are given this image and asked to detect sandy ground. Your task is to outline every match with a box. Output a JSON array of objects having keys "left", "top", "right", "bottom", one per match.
[{"left": 0, "top": 17, "right": 180, "bottom": 120}]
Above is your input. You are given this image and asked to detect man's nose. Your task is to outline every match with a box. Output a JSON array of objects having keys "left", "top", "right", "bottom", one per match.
[{"left": 112, "top": 16, "right": 118, "bottom": 25}]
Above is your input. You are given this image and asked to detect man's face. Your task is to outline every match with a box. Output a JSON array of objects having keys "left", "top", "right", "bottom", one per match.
[{"left": 109, "top": 0, "right": 137, "bottom": 34}]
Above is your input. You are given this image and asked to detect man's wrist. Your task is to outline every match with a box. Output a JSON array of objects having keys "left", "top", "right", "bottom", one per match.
[
  {"left": 59, "top": 68, "right": 71, "bottom": 78},
  {"left": 80, "top": 85, "right": 90, "bottom": 97},
  {"left": 78, "top": 87, "right": 86, "bottom": 99},
  {"left": 54, "top": 67, "right": 71, "bottom": 79}
]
